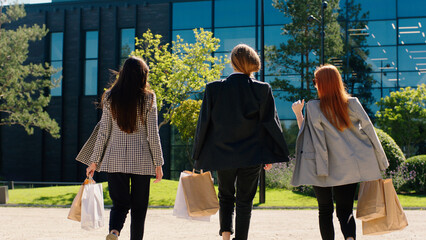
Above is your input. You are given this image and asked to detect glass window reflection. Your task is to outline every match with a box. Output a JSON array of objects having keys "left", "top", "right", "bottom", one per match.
[
  {"left": 215, "top": 0, "right": 255, "bottom": 27},
  {"left": 265, "top": 25, "right": 288, "bottom": 48},
  {"left": 360, "top": 20, "right": 396, "bottom": 46},
  {"left": 398, "top": 18, "right": 426, "bottom": 45},
  {"left": 398, "top": 45, "right": 426, "bottom": 71},
  {"left": 349, "top": 0, "right": 395, "bottom": 20},
  {"left": 215, "top": 27, "right": 256, "bottom": 52},
  {"left": 85, "top": 31, "right": 98, "bottom": 59},
  {"left": 263, "top": 0, "right": 290, "bottom": 25},
  {"left": 398, "top": 71, "right": 426, "bottom": 87},
  {"left": 121, "top": 28, "right": 135, "bottom": 60},
  {"left": 50, "top": 32, "right": 63, "bottom": 97},
  {"left": 85, "top": 60, "right": 98, "bottom": 96},
  {"left": 359, "top": 46, "right": 396, "bottom": 72},
  {"left": 265, "top": 75, "right": 300, "bottom": 88},
  {"left": 50, "top": 61, "right": 62, "bottom": 97},
  {"left": 272, "top": 90, "right": 294, "bottom": 119},
  {"left": 173, "top": 1, "right": 212, "bottom": 29},
  {"left": 214, "top": 52, "right": 232, "bottom": 77},
  {"left": 51, "top": 32, "right": 63, "bottom": 61},
  {"left": 398, "top": 0, "right": 426, "bottom": 18}
]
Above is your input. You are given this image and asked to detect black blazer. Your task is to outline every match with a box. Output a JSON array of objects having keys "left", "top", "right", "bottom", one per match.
[{"left": 192, "top": 73, "right": 289, "bottom": 171}]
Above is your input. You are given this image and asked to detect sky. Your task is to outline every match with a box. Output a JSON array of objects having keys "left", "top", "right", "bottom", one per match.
[{"left": 3, "top": 0, "right": 52, "bottom": 5}]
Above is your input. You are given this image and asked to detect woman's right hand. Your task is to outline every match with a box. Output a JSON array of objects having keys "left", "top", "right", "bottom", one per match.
[{"left": 292, "top": 99, "right": 304, "bottom": 116}]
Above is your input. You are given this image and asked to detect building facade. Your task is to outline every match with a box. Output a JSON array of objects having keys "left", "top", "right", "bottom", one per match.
[{"left": 1, "top": 0, "right": 425, "bottom": 182}]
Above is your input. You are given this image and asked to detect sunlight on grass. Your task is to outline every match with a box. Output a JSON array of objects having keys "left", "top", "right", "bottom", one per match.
[{"left": 6, "top": 179, "right": 426, "bottom": 208}]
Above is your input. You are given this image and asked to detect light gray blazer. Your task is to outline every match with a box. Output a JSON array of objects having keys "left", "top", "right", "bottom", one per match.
[
  {"left": 291, "top": 97, "right": 389, "bottom": 187},
  {"left": 76, "top": 92, "right": 164, "bottom": 176}
]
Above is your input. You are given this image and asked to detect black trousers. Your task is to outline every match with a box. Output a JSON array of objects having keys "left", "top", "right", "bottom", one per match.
[
  {"left": 217, "top": 165, "right": 262, "bottom": 240},
  {"left": 313, "top": 183, "right": 358, "bottom": 240},
  {"left": 107, "top": 173, "right": 151, "bottom": 240}
]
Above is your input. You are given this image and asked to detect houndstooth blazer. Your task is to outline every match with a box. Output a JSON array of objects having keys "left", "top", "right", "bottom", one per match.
[{"left": 76, "top": 91, "right": 164, "bottom": 176}]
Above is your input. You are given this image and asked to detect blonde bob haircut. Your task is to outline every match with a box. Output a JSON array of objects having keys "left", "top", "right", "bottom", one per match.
[{"left": 230, "top": 44, "right": 261, "bottom": 76}]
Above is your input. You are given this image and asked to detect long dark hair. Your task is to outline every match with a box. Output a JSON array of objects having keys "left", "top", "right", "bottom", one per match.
[{"left": 101, "top": 56, "right": 152, "bottom": 133}]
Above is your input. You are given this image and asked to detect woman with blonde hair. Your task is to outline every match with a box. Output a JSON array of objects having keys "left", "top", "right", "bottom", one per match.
[
  {"left": 84, "top": 56, "right": 164, "bottom": 240},
  {"left": 291, "top": 64, "right": 389, "bottom": 240},
  {"left": 193, "top": 44, "right": 289, "bottom": 240}
]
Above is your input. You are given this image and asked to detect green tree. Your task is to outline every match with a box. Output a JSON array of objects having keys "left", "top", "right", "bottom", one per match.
[
  {"left": 170, "top": 99, "right": 202, "bottom": 165},
  {"left": 339, "top": 0, "right": 376, "bottom": 117},
  {"left": 375, "top": 84, "right": 426, "bottom": 157},
  {"left": 266, "top": 0, "right": 344, "bottom": 101},
  {"left": 132, "top": 28, "right": 227, "bottom": 129},
  {"left": 0, "top": 1, "right": 60, "bottom": 138}
]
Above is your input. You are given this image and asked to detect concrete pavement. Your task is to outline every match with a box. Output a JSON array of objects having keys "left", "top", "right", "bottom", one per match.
[{"left": 0, "top": 207, "right": 424, "bottom": 239}]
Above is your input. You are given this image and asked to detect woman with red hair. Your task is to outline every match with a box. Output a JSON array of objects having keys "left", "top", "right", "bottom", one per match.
[{"left": 291, "top": 64, "right": 389, "bottom": 240}]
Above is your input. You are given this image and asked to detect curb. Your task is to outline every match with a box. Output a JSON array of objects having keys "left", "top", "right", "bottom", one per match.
[{"left": 1, "top": 204, "right": 425, "bottom": 210}]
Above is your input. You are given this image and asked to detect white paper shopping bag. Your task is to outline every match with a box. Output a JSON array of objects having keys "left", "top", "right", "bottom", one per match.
[
  {"left": 173, "top": 171, "right": 211, "bottom": 221},
  {"left": 81, "top": 182, "right": 105, "bottom": 230}
]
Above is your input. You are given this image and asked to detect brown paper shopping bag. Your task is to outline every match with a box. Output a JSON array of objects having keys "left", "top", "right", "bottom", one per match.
[
  {"left": 362, "top": 179, "right": 408, "bottom": 235},
  {"left": 181, "top": 170, "right": 219, "bottom": 217},
  {"left": 67, "top": 178, "right": 95, "bottom": 222},
  {"left": 356, "top": 179, "right": 386, "bottom": 221}
]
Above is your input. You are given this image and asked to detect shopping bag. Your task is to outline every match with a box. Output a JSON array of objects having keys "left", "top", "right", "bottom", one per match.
[
  {"left": 362, "top": 179, "right": 408, "bottom": 235},
  {"left": 67, "top": 178, "right": 95, "bottom": 222},
  {"left": 173, "top": 171, "right": 211, "bottom": 221},
  {"left": 181, "top": 170, "right": 219, "bottom": 217},
  {"left": 356, "top": 179, "right": 386, "bottom": 221},
  {"left": 81, "top": 181, "right": 105, "bottom": 230}
]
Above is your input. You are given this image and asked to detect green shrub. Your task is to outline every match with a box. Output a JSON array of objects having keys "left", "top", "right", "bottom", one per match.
[
  {"left": 402, "top": 155, "right": 426, "bottom": 193},
  {"left": 375, "top": 128, "right": 406, "bottom": 173},
  {"left": 265, "top": 157, "right": 315, "bottom": 197}
]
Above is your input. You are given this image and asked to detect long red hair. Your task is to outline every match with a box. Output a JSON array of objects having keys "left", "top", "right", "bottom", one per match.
[{"left": 314, "top": 64, "right": 352, "bottom": 131}]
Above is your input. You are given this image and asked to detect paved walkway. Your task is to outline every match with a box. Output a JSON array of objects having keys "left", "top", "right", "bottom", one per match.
[{"left": 0, "top": 207, "right": 424, "bottom": 239}]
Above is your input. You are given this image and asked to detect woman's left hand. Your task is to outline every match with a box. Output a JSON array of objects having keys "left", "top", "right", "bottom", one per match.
[
  {"left": 154, "top": 166, "right": 163, "bottom": 183},
  {"left": 86, "top": 163, "right": 97, "bottom": 178},
  {"left": 264, "top": 164, "right": 273, "bottom": 171}
]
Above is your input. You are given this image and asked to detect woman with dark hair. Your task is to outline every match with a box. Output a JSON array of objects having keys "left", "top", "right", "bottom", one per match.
[
  {"left": 192, "top": 44, "right": 289, "bottom": 240},
  {"left": 85, "top": 56, "right": 164, "bottom": 240},
  {"left": 291, "top": 64, "right": 389, "bottom": 240}
]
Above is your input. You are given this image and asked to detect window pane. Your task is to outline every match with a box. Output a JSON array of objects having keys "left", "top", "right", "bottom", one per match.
[
  {"left": 398, "top": 18, "right": 426, "bottom": 45},
  {"left": 263, "top": 0, "right": 290, "bottom": 25},
  {"left": 348, "top": 0, "right": 395, "bottom": 20},
  {"left": 172, "top": 1, "right": 212, "bottom": 29},
  {"left": 357, "top": 46, "right": 396, "bottom": 72},
  {"left": 86, "top": 31, "right": 99, "bottom": 59},
  {"left": 215, "top": 0, "right": 255, "bottom": 27},
  {"left": 265, "top": 75, "right": 300, "bottom": 88},
  {"left": 85, "top": 60, "right": 98, "bottom": 95},
  {"left": 121, "top": 28, "right": 135, "bottom": 59},
  {"left": 173, "top": 30, "right": 197, "bottom": 44},
  {"left": 51, "top": 32, "right": 63, "bottom": 61},
  {"left": 265, "top": 25, "right": 288, "bottom": 48},
  {"left": 272, "top": 90, "right": 294, "bottom": 119},
  {"left": 398, "top": 71, "right": 426, "bottom": 87},
  {"left": 215, "top": 27, "right": 256, "bottom": 52},
  {"left": 359, "top": 20, "right": 396, "bottom": 46},
  {"left": 50, "top": 61, "right": 62, "bottom": 97},
  {"left": 367, "top": 72, "right": 398, "bottom": 89},
  {"left": 398, "top": 45, "right": 426, "bottom": 71},
  {"left": 398, "top": 0, "right": 426, "bottom": 18},
  {"left": 214, "top": 52, "right": 232, "bottom": 77}
]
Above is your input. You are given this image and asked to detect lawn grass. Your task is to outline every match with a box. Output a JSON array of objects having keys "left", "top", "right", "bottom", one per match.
[{"left": 6, "top": 179, "right": 426, "bottom": 208}]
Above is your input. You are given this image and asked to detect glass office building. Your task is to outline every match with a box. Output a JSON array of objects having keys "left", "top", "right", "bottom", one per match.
[
  {"left": 2, "top": 0, "right": 425, "bottom": 181},
  {"left": 169, "top": 0, "right": 426, "bottom": 178}
]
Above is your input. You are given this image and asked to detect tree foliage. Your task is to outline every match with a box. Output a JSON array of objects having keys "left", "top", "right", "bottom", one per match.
[
  {"left": 132, "top": 28, "right": 227, "bottom": 129},
  {"left": 375, "top": 84, "right": 426, "bottom": 157},
  {"left": 0, "top": 1, "right": 60, "bottom": 138},
  {"left": 266, "top": 0, "right": 343, "bottom": 102}
]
